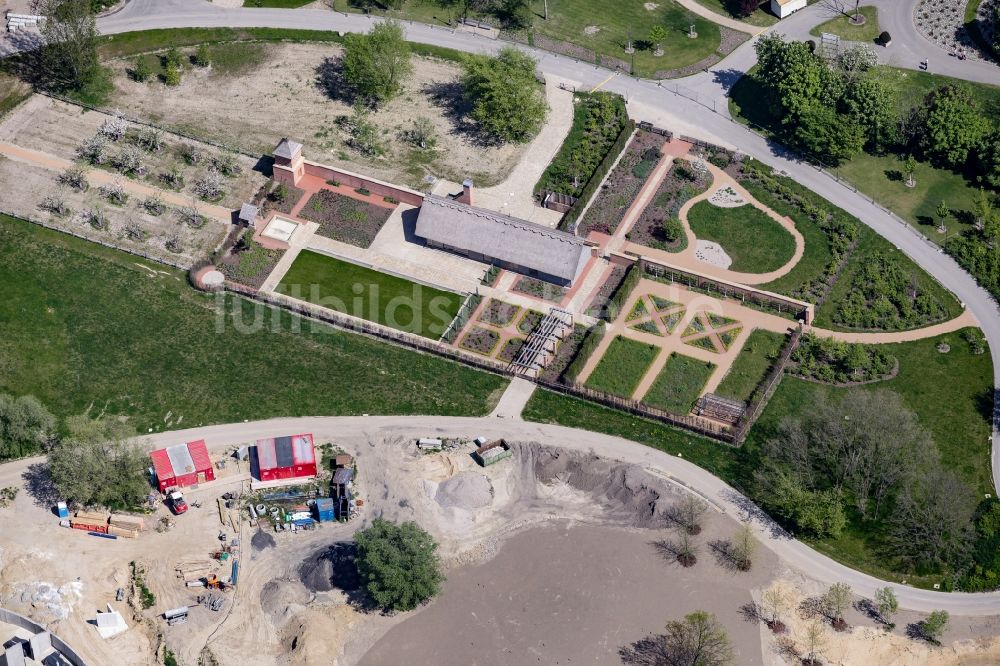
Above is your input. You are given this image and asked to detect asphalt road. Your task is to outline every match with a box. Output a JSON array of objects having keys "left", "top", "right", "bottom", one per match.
[
  {"left": 97, "top": 0, "right": 1000, "bottom": 495},
  {"left": 4, "top": 414, "right": 1000, "bottom": 612}
]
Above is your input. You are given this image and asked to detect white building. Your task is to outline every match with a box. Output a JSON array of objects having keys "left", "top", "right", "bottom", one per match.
[{"left": 770, "top": 0, "right": 806, "bottom": 19}]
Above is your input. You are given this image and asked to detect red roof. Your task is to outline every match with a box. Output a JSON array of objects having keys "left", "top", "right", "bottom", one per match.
[
  {"left": 151, "top": 440, "right": 212, "bottom": 479},
  {"left": 187, "top": 439, "right": 210, "bottom": 472},
  {"left": 150, "top": 448, "right": 173, "bottom": 482}
]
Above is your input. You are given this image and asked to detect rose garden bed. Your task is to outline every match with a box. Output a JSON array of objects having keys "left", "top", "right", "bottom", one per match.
[
  {"left": 478, "top": 298, "right": 522, "bottom": 327},
  {"left": 512, "top": 275, "right": 567, "bottom": 303},
  {"left": 297, "top": 189, "right": 395, "bottom": 248},
  {"left": 459, "top": 326, "right": 501, "bottom": 356}
]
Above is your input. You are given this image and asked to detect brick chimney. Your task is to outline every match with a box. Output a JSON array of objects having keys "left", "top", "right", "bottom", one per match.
[{"left": 457, "top": 178, "right": 474, "bottom": 206}]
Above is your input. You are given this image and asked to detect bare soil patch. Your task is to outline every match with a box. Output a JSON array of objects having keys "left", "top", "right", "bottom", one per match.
[{"left": 106, "top": 42, "right": 530, "bottom": 188}]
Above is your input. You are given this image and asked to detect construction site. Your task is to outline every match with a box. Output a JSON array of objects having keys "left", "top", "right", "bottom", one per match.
[{"left": 1, "top": 422, "right": 1000, "bottom": 666}]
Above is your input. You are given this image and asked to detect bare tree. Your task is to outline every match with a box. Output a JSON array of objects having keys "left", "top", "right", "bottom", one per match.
[
  {"left": 142, "top": 194, "right": 165, "bottom": 216},
  {"left": 77, "top": 134, "right": 108, "bottom": 165},
  {"left": 761, "top": 587, "right": 789, "bottom": 633},
  {"left": 98, "top": 112, "right": 129, "bottom": 141},
  {"left": 81, "top": 206, "right": 107, "bottom": 230},
  {"left": 672, "top": 494, "right": 709, "bottom": 535},
  {"left": 675, "top": 532, "right": 698, "bottom": 567},
  {"left": 730, "top": 524, "right": 756, "bottom": 571},
  {"left": 822, "top": 583, "right": 852, "bottom": 630},
  {"left": 193, "top": 169, "right": 224, "bottom": 201},
  {"left": 40, "top": 194, "right": 70, "bottom": 217},
  {"left": 112, "top": 144, "right": 144, "bottom": 176},
  {"left": 178, "top": 203, "right": 206, "bottom": 229},
  {"left": 160, "top": 165, "right": 185, "bottom": 190},
  {"left": 58, "top": 166, "right": 88, "bottom": 191},
  {"left": 134, "top": 126, "right": 164, "bottom": 152},
  {"left": 100, "top": 180, "right": 128, "bottom": 206},
  {"left": 164, "top": 234, "right": 183, "bottom": 253},
  {"left": 211, "top": 153, "right": 242, "bottom": 177},
  {"left": 888, "top": 466, "right": 976, "bottom": 569},
  {"left": 123, "top": 220, "right": 147, "bottom": 241}
]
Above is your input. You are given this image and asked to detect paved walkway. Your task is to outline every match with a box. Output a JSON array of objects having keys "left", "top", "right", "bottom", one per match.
[
  {"left": 672, "top": 0, "right": 766, "bottom": 34},
  {"left": 606, "top": 139, "right": 677, "bottom": 255},
  {"left": 628, "top": 160, "right": 806, "bottom": 286},
  {"left": 810, "top": 309, "right": 980, "bottom": 343},
  {"left": 490, "top": 377, "right": 537, "bottom": 418},
  {"left": 0, "top": 141, "right": 234, "bottom": 222}
]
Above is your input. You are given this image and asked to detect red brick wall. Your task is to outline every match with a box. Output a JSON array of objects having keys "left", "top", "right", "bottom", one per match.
[{"left": 303, "top": 162, "right": 424, "bottom": 206}]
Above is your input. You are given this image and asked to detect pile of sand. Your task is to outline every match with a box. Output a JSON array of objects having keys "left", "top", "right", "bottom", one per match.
[{"left": 435, "top": 472, "right": 493, "bottom": 510}]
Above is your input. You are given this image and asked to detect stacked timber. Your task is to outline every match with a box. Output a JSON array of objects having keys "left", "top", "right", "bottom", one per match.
[
  {"left": 110, "top": 513, "right": 144, "bottom": 534},
  {"left": 71, "top": 511, "right": 109, "bottom": 534}
]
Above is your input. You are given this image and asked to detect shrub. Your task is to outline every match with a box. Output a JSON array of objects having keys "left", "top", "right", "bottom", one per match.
[
  {"left": 564, "top": 321, "right": 606, "bottom": 383},
  {"left": 164, "top": 234, "right": 183, "bottom": 253},
  {"left": 193, "top": 170, "right": 224, "bottom": 201},
  {"left": 78, "top": 134, "right": 108, "bottom": 165},
  {"left": 112, "top": 144, "right": 144, "bottom": 176},
  {"left": 179, "top": 144, "right": 203, "bottom": 165},
  {"left": 160, "top": 166, "right": 185, "bottom": 190},
  {"left": 142, "top": 195, "right": 165, "bottom": 216},
  {"left": 130, "top": 56, "right": 151, "bottom": 83},
  {"left": 271, "top": 182, "right": 289, "bottom": 204},
  {"left": 355, "top": 187, "right": 371, "bottom": 196},
  {"left": 632, "top": 158, "right": 655, "bottom": 180},
  {"left": 878, "top": 31, "right": 891, "bottom": 45},
  {"left": 40, "top": 194, "right": 70, "bottom": 217},
  {"left": 178, "top": 205, "right": 207, "bottom": 229},
  {"left": 211, "top": 153, "right": 241, "bottom": 177},
  {"left": 134, "top": 126, "right": 164, "bottom": 153},
  {"left": 123, "top": 220, "right": 147, "bottom": 241},
  {"left": 100, "top": 181, "right": 129, "bottom": 206},
  {"left": 98, "top": 114, "right": 129, "bottom": 142},
  {"left": 163, "top": 61, "right": 182, "bottom": 86},
  {"left": 58, "top": 167, "right": 88, "bottom": 191},
  {"left": 405, "top": 116, "right": 436, "bottom": 149},
  {"left": 193, "top": 43, "right": 211, "bottom": 67},
  {"left": 81, "top": 207, "right": 108, "bottom": 230}
]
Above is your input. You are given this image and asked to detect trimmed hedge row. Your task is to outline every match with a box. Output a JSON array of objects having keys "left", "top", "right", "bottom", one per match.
[
  {"left": 603, "top": 261, "right": 641, "bottom": 322},
  {"left": 563, "top": 321, "right": 606, "bottom": 383},
  {"left": 559, "top": 119, "right": 636, "bottom": 232}
]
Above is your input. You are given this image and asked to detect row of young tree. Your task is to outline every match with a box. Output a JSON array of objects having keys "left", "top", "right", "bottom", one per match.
[
  {"left": 753, "top": 390, "right": 985, "bottom": 582},
  {"left": 341, "top": 20, "right": 546, "bottom": 144},
  {"left": 752, "top": 35, "right": 999, "bottom": 187}
]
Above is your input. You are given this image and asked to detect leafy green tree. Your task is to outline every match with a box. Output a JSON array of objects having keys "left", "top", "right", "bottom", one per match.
[
  {"left": 649, "top": 25, "right": 667, "bottom": 53},
  {"left": 920, "top": 86, "right": 991, "bottom": 168},
  {"left": 842, "top": 76, "right": 897, "bottom": 152},
  {"left": 922, "top": 610, "right": 949, "bottom": 643},
  {"left": 48, "top": 414, "right": 149, "bottom": 509},
  {"left": 873, "top": 587, "right": 898, "bottom": 627},
  {"left": 662, "top": 611, "right": 734, "bottom": 666},
  {"left": 345, "top": 101, "right": 385, "bottom": 156},
  {"left": 888, "top": 466, "right": 976, "bottom": 569},
  {"left": 753, "top": 35, "right": 824, "bottom": 120},
  {"left": 163, "top": 61, "right": 182, "bottom": 87},
  {"left": 935, "top": 200, "right": 950, "bottom": 230},
  {"left": 794, "top": 104, "right": 865, "bottom": 164},
  {"left": 977, "top": 132, "right": 1000, "bottom": 188},
  {"left": 164, "top": 46, "right": 184, "bottom": 69},
  {"left": 756, "top": 467, "right": 846, "bottom": 538},
  {"left": 0, "top": 394, "right": 57, "bottom": 459},
  {"left": 501, "top": 0, "right": 533, "bottom": 28},
  {"left": 342, "top": 19, "right": 413, "bottom": 105},
  {"left": 822, "top": 583, "right": 852, "bottom": 625},
  {"left": 38, "top": 0, "right": 102, "bottom": 93},
  {"left": 131, "top": 56, "right": 152, "bottom": 83},
  {"left": 461, "top": 47, "right": 547, "bottom": 143},
  {"left": 354, "top": 518, "right": 444, "bottom": 612},
  {"left": 902, "top": 154, "right": 917, "bottom": 186}
]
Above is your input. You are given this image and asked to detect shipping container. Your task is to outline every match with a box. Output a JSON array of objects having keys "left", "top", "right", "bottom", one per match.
[{"left": 473, "top": 439, "right": 512, "bottom": 467}]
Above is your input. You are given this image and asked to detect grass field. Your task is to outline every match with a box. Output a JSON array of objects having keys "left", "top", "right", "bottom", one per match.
[
  {"left": 687, "top": 200, "right": 797, "bottom": 273},
  {"left": 276, "top": 250, "right": 465, "bottom": 339},
  {"left": 714, "top": 329, "right": 786, "bottom": 402},
  {"left": 585, "top": 336, "right": 660, "bottom": 398},
  {"left": 0, "top": 215, "right": 507, "bottom": 434},
  {"left": 690, "top": 0, "right": 778, "bottom": 26},
  {"left": 642, "top": 353, "right": 716, "bottom": 414},
  {"left": 809, "top": 6, "right": 880, "bottom": 42}
]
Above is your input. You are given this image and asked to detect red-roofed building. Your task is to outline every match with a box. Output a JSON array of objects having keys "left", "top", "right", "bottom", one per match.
[
  {"left": 252, "top": 434, "right": 317, "bottom": 482},
  {"left": 150, "top": 440, "right": 215, "bottom": 493}
]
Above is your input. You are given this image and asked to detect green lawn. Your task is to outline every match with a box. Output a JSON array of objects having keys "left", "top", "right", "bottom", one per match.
[
  {"left": 643, "top": 353, "right": 716, "bottom": 414},
  {"left": 276, "top": 250, "right": 465, "bottom": 339},
  {"left": 832, "top": 152, "right": 982, "bottom": 245},
  {"left": 748, "top": 180, "right": 834, "bottom": 298},
  {"left": 687, "top": 200, "right": 797, "bottom": 273},
  {"left": 690, "top": 0, "right": 778, "bottom": 26},
  {"left": 809, "top": 6, "right": 880, "bottom": 42},
  {"left": 814, "top": 229, "right": 964, "bottom": 331},
  {"left": 714, "top": 329, "right": 787, "bottom": 402},
  {"left": 523, "top": 388, "right": 740, "bottom": 481},
  {"left": 0, "top": 215, "right": 507, "bottom": 435},
  {"left": 585, "top": 336, "right": 661, "bottom": 398}
]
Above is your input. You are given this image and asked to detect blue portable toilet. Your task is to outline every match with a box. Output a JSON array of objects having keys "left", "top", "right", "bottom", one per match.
[{"left": 56, "top": 502, "right": 69, "bottom": 519}]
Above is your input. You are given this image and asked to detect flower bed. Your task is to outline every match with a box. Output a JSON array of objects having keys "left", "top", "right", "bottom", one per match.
[
  {"left": 718, "top": 327, "right": 742, "bottom": 351},
  {"left": 577, "top": 130, "right": 664, "bottom": 237},
  {"left": 459, "top": 326, "right": 501, "bottom": 356},
  {"left": 685, "top": 335, "right": 718, "bottom": 353},
  {"left": 478, "top": 298, "right": 522, "bottom": 327},
  {"left": 262, "top": 182, "right": 306, "bottom": 215},
  {"left": 626, "top": 298, "right": 649, "bottom": 321},
  {"left": 651, "top": 295, "right": 681, "bottom": 312},
  {"left": 630, "top": 320, "right": 663, "bottom": 336},
  {"left": 627, "top": 162, "right": 711, "bottom": 252},
  {"left": 498, "top": 337, "right": 525, "bottom": 363},
  {"left": 517, "top": 309, "right": 544, "bottom": 335},
  {"left": 662, "top": 310, "right": 685, "bottom": 334},
  {"left": 538, "top": 323, "right": 589, "bottom": 383},
  {"left": 789, "top": 333, "right": 897, "bottom": 385},
  {"left": 297, "top": 189, "right": 394, "bottom": 248},
  {"left": 584, "top": 265, "right": 627, "bottom": 318},
  {"left": 218, "top": 233, "right": 283, "bottom": 288},
  {"left": 512, "top": 275, "right": 567, "bottom": 302}
]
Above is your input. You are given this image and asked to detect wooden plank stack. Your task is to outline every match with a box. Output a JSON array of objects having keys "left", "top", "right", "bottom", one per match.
[
  {"left": 71, "top": 510, "right": 109, "bottom": 534},
  {"left": 109, "top": 513, "right": 144, "bottom": 538}
]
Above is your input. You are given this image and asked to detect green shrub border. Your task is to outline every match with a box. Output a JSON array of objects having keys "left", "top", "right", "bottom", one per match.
[
  {"left": 604, "top": 261, "right": 642, "bottom": 322},
  {"left": 563, "top": 321, "right": 606, "bottom": 383},
  {"left": 558, "top": 119, "right": 636, "bottom": 232}
]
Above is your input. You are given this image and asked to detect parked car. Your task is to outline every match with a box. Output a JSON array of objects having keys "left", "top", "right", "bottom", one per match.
[{"left": 168, "top": 491, "right": 188, "bottom": 515}]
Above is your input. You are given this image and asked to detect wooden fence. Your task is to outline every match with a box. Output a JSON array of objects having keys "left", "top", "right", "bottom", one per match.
[{"left": 731, "top": 325, "right": 803, "bottom": 444}]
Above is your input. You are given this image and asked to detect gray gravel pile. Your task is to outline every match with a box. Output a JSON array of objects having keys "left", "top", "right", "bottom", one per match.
[{"left": 435, "top": 472, "right": 493, "bottom": 509}]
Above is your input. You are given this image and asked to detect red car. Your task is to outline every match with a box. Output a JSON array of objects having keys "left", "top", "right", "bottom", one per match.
[{"left": 168, "top": 491, "right": 189, "bottom": 515}]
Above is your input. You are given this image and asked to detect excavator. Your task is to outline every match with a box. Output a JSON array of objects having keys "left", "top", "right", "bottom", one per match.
[{"left": 202, "top": 574, "right": 230, "bottom": 591}]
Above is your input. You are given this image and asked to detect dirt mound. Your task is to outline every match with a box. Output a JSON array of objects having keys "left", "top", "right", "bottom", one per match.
[
  {"left": 252, "top": 528, "right": 277, "bottom": 552},
  {"left": 435, "top": 472, "right": 493, "bottom": 510},
  {"left": 260, "top": 579, "right": 311, "bottom": 625},
  {"left": 513, "top": 442, "right": 675, "bottom": 529},
  {"left": 298, "top": 542, "right": 361, "bottom": 594}
]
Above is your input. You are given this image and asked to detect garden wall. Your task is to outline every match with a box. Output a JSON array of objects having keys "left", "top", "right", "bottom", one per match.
[{"left": 302, "top": 160, "right": 424, "bottom": 207}]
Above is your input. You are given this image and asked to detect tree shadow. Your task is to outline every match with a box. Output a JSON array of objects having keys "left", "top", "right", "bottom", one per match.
[
  {"left": 710, "top": 68, "right": 744, "bottom": 94},
  {"left": 421, "top": 79, "right": 496, "bottom": 147},
  {"left": 22, "top": 462, "right": 59, "bottom": 508},
  {"left": 619, "top": 633, "right": 669, "bottom": 666},
  {"left": 739, "top": 600, "right": 764, "bottom": 624},
  {"left": 884, "top": 169, "right": 903, "bottom": 182},
  {"left": 314, "top": 56, "right": 357, "bottom": 105},
  {"left": 905, "top": 621, "right": 939, "bottom": 643},
  {"left": 708, "top": 538, "right": 743, "bottom": 571}
]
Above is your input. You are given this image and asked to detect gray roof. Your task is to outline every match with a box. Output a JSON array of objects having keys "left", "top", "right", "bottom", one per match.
[
  {"left": 273, "top": 138, "right": 302, "bottom": 160},
  {"left": 414, "top": 195, "right": 588, "bottom": 282},
  {"left": 165, "top": 443, "right": 195, "bottom": 476},
  {"left": 239, "top": 203, "right": 259, "bottom": 221}
]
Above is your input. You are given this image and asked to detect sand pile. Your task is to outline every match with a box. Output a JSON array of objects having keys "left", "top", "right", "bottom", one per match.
[
  {"left": 513, "top": 442, "right": 676, "bottom": 529},
  {"left": 435, "top": 472, "right": 493, "bottom": 510},
  {"left": 260, "top": 579, "right": 311, "bottom": 625}
]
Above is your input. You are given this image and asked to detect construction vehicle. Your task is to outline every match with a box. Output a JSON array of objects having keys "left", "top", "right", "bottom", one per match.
[{"left": 202, "top": 574, "right": 230, "bottom": 591}]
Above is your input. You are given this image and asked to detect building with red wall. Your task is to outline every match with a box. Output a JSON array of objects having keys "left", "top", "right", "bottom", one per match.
[
  {"left": 252, "top": 434, "right": 317, "bottom": 482},
  {"left": 150, "top": 440, "right": 214, "bottom": 493}
]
